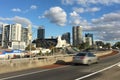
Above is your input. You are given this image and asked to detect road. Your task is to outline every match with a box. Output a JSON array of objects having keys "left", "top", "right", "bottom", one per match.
[{"left": 0, "top": 51, "right": 120, "bottom": 80}]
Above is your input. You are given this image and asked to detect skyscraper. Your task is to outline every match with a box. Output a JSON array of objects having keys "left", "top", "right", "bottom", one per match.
[
  {"left": 85, "top": 33, "right": 94, "bottom": 45},
  {"left": 62, "top": 32, "right": 70, "bottom": 44},
  {"left": 2, "top": 23, "right": 29, "bottom": 50},
  {"left": 2, "top": 24, "right": 11, "bottom": 48},
  {"left": 21, "top": 27, "right": 29, "bottom": 45},
  {"left": 72, "top": 26, "right": 82, "bottom": 46},
  {"left": 37, "top": 26, "right": 45, "bottom": 39}
]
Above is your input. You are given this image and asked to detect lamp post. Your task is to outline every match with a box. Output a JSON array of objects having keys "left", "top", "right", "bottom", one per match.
[{"left": 28, "top": 33, "right": 32, "bottom": 58}]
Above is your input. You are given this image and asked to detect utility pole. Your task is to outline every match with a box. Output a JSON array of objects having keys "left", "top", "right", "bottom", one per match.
[{"left": 28, "top": 25, "right": 32, "bottom": 58}]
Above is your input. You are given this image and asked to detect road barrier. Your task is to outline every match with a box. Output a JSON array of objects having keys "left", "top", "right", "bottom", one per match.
[
  {"left": 0, "top": 50, "right": 115, "bottom": 74},
  {"left": 0, "top": 55, "right": 73, "bottom": 74}
]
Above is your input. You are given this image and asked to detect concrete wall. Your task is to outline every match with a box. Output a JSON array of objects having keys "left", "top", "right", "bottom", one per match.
[
  {"left": 0, "top": 50, "right": 113, "bottom": 74},
  {"left": 0, "top": 55, "right": 72, "bottom": 74}
]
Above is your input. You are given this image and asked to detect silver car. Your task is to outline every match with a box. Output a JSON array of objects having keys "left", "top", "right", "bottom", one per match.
[{"left": 73, "top": 52, "right": 99, "bottom": 65}]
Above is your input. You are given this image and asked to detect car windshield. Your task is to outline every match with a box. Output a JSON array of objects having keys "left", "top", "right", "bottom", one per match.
[{"left": 76, "top": 53, "right": 87, "bottom": 56}]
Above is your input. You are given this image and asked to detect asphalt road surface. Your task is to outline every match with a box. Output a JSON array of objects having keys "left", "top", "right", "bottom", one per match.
[{"left": 0, "top": 51, "right": 120, "bottom": 80}]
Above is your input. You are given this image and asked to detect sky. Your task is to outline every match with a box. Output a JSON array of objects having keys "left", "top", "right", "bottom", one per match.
[{"left": 0, "top": 0, "right": 120, "bottom": 43}]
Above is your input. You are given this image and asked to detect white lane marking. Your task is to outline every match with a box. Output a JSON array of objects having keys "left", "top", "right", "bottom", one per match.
[
  {"left": 117, "top": 63, "right": 120, "bottom": 67},
  {"left": 75, "top": 62, "right": 120, "bottom": 80},
  {"left": 0, "top": 65, "right": 69, "bottom": 80}
]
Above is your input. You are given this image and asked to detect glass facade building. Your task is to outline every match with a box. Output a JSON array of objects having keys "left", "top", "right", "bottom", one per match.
[{"left": 37, "top": 26, "right": 45, "bottom": 39}]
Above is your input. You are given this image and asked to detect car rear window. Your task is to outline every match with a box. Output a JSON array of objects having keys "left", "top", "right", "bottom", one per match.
[{"left": 76, "top": 53, "right": 86, "bottom": 56}]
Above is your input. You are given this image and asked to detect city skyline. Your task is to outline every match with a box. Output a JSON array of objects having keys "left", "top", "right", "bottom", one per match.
[{"left": 0, "top": 0, "right": 120, "bottom": 43}]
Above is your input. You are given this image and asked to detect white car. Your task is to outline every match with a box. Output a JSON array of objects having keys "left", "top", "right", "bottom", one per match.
[{"left": 73, "top": 52, "right": 99, "bottom": 65}]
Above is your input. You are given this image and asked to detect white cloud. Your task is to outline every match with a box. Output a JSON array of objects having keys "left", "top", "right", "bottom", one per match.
[
  {"left": 13, "top": 16, "right": 32, "bottom": 26},
  {"left": 92, "top": 12, "right": 120, "bottom": 24},
  {"left": 0, "top": 16, "right": 32, "bottom": 26},
  {"left": 86, "top": 7, "right": 100, "bottom": 12},
  {"left": 44, "top": 6, "right": 67, "bottom": 26},
  {"left": 70, "top": 11, "right": 79, "bottom": 17},
  {"left": 73, "top": 7, "right": 85, "bottom": 13},
  {"left": 30, "top": 5, "right": 37, "bottom": 10},
  {"left": 38, "top": 16, "right": 45, "bottom": 19},
  {"left": 0, "top": 17, "right": 12, "bottom": 21},
  {"left": 62, "top": 0, "right": 120, "bottom": 5},
  {"left": 69, "top": 11, "right": 89, "bottom": 26},
  {"left": 68, "top": 11, "right": 120, "bottom": 41},
  {"left": 62, "top": 0, "right": 74, "bottom": 5},
  {"left": 73, "top": 7, "right": 100, "bottom": 13},
  {"left": 11, "top": 5, "right": 37, "bottom": 13},
  {"left": 11, "top": 8, "right": 21, "bottom": 12},
  {"left": 85, "top": 12, "right": 120, "bottom": 41}
]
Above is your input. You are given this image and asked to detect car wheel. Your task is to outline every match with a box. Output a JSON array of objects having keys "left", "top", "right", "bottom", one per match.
[
  {"left": 87, "top": 60, "right": 91, "bottom": 65},
  {"left": 96, "top": 58, "right": 99, "bottom": 63}
]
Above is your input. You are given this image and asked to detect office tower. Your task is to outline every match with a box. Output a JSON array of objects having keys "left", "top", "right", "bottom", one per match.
[
  {"left": 72, "top": 26, "right": 83, "bottom": 46},
  {"left": 62, "top": 32, "right": 70, "bottom": 44},
  {"left": 11, "top": 24, "right": 22, "bottom": 41},
  {"left": 2, "top": 23, "right": 29, "bottom": 50},
  {"left": 37, "top": 26, "right": 45, "bottom": 39},
  {"left": 2, "top": 24, "right": 11, "bottom": 48},
  {"left": 2, "top": 24, "right": 22, "bottom": 48},
  {"left": 85, "top": 33, "right": 94, "bottom": 45},
  {"left": 21, "top": 27, "right": 29, "bottom": 45},
  {"left": 83, "top": 37, "right": 92, "bottom": 46}
]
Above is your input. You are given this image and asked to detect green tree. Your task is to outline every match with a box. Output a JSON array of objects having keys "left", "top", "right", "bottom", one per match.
[
  {"left": 112, "top": 42, "right": 120, "bottom": 49},
  {"left": 104, "top": 43, "right": 111, "bottom": 49},
  {"left": 95, "top": 41, "right": 104, "bottom": 48},
  {"left": 78, "top": 42, "right": 90, "bottom": 50}
]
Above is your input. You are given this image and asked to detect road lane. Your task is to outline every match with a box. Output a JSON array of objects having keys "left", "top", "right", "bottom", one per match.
[{"left": 0, "top": 52, "right": 120, "bottom": 80}]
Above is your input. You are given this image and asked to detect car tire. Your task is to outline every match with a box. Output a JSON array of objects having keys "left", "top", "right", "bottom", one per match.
[
  {"left": 96, "top": 58, "right": 99, "bottom": 63},
  {"left": 87, "top": 60, "right": 91, "bottom": 65}
]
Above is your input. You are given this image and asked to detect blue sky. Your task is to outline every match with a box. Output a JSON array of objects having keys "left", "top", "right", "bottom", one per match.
[{"left": 0, "top": 0, "right": 120, "bottom": 43}]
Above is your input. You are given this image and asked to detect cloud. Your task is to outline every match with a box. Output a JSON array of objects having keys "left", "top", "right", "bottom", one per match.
[
  {"left": 84, "top": 12, "right": 120, "bottom": 41},
  {"left": 62, "top": 0, "right": 120, "bottom": 6},
  {"left": 0, "top": 16, "right": 32, "bottom": 26},
  {"left": 68, "top": 11, "right": 120, "bottom": 41},
  {"left": 13, "top": 16, "right": 32, "bottom": 26},
  {"left": 92, "top": 12, "right": 120, "bottom": 24},
  {"left": 86, "top": 7, "right": 100, "bottom": 12},
  {"left": 11, "top": 8, "right": 21, "bottom": 12},
  {"left": 73, "top": 7, "right": 100, "bottom": 13},
  {"left": 73, "top": 7, "right": 85, "bottom": 13},
  {"left": 0, "top": 17, "right": 12, "bottom": 21},
  {"left": 38, "top": 15, "right": 45, "bottom": 19},
  {"left": 30, "top": 5, "right": 37, "bottom": 10},
  {"left": 70, "top": 11, "right": 79, "bottom": 17},
  {"left": 44, "top": 6, "right": 67, "bottom": 26},
  {"left": 62, "top": 0, "right": 74, "bottom": 5},
  {"left": 69, "top": 11, "right": 89, "bottom": 26},
  {"left": 11, "top": 5, "right": 37, "bottom": 13}
]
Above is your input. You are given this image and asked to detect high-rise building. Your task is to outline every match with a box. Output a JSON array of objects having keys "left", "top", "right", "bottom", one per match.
[
  {"left": 2, "top": 24, "right": 11, "bottom": 48},
  {"left": 37, "top": 26, "right": 45, "bottom": 39},
  {"left": 2, "top": 23, "right": 29, "bottom": 50},
  {"left": 62, "top": 32, "right": 70, "bottom": 44},
  {"left": 83, "top": 37, "right": 92, "bottom": 46},
  {"left": 85, "top": 33, "right": 94, "bottom": 45},
  {"left": 21, "top": 27, "right": 29, "bottom": 45},
  {"left": 72, "top": 26, "right": 82, "bottom": 46}
]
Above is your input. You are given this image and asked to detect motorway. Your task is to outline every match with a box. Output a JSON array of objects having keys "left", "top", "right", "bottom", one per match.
[{"left": 0, "top": 51, "right": 120, "bottom": 80}]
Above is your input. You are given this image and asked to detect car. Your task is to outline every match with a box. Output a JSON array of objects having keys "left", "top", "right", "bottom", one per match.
[{"left": 72, "top": 52, "right": 99, "bottom": 65}]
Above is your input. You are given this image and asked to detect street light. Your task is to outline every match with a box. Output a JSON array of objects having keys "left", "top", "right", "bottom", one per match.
[{"left": 28, "top": 33, "right": 32, "bottom": 58}]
